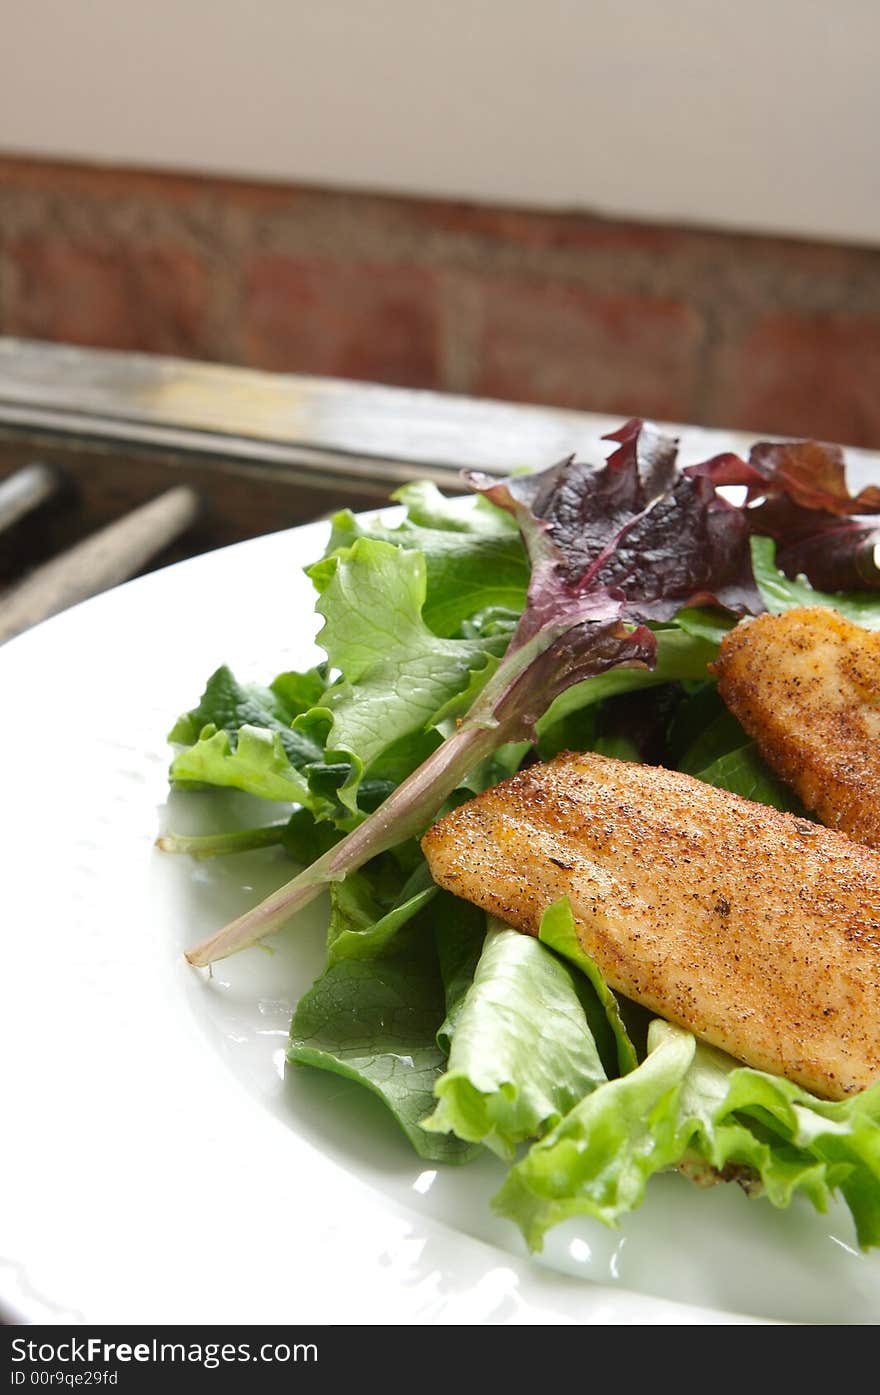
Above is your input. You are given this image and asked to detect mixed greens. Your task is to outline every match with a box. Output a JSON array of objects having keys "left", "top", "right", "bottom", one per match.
[{"left": 162, "top": 423, "right": 880, "bottom": 1251}]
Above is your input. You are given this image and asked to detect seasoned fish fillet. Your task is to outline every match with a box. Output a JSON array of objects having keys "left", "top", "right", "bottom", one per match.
[
  {"left": 715, "top": 606, "right": 880, "bottom": 849},
  {"left": 422, "top": 751, "right": 880, "bottom": 1099}
]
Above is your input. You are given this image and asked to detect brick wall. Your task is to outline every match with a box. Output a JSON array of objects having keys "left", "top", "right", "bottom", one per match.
[{"left": 2, "top": 157, "right": 880, "bottom": 448}]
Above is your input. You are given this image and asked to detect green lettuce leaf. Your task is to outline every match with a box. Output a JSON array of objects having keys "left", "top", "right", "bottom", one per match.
[
  {"left": 288, "top": 925, "right": 480, "bottom": 1164},
  {"left": 494, "top": 1018, "right": 694, "bottom": 1247},
  {"left": 671, "top": 681, "right": 811, "bottom": 813},
  {"left": 392, "top": 479, "right": 520, "bottom": 537},
  {"left": 752, "top": 536, "right": 880, "bottom": 629},
  {"left": 673, "top": 606, "right": 738, "bottom": 646},
  {"left": 423, "top": 920, "right": 607, "bottom": 1160},
  {"left": 321, "top": 488, "right": 528, "bottom": 638},
  {"left": 169, "top": 724, "right": 315, "bottom": 804},
  {"left": 535, "top": 625, "right": 717, "bottom": 741},
  {"left": 263, "top": 667, "right": 328, "bottom": 718},
  {"left": 308, "top": 537, "right": 506, "bottom": 782},
  {"left": 167, "top": 480, "right": 524, "bottom": 816},
  {"left": 695, "top": 744, "right": 808, "bottom": 813},
  {"left": 536, "top": 899, "right": 638, "bottom": 1075},
  {"left": 168, "top": 665, "right": 326, "bottom": 802},
  {"left": 434, "top": 898, "right": 487, "bottom": 1053},
  {"left": 325, "top": 857, "right": 437, "bottom": 965},
  {"left": 495, "top": 1019, "right": 880, "bottom": 1251},
  {"left": 674, "top": 697, "right": 747, "bottom": 775},
  {"left": 674, "top": 1037, "right": 880, "bottom": 1248},
  {"left": 168, "top": 663, "right": 324, "bottom": 751}
]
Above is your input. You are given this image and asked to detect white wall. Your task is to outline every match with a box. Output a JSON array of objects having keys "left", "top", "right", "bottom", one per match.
[{"left": 1, "top": 1, "right": 878, "bottom": 246}]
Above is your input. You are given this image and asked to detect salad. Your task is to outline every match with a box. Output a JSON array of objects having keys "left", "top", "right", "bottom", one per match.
[{"left": 161, "top": 421, "right": 880, "bottom": 1253}]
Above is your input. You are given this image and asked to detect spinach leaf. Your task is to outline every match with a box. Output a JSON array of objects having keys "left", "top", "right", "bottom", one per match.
[{"left": 288, "top": 923, "right": 480, "bottom": 1164}]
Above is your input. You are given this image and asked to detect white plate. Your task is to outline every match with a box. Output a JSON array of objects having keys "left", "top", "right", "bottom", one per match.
[{"left": 3, "top": 512, "right": 879, "bottom": 1327}]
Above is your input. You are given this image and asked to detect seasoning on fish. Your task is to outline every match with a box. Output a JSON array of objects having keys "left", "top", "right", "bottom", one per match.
[
  {"left": 715, "top": 606, "right": 880, "bottom": 849},
  {"left": 421, "top": 750, "right": 880, "bottom": 1100}
]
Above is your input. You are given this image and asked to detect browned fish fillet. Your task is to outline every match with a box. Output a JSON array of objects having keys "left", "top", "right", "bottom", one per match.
[
  {"left": 421, "top": 751, "right": 880, "bottom": 1099},
  {"left": 715, "top": 606, "right": 880, "bottom": 849}
]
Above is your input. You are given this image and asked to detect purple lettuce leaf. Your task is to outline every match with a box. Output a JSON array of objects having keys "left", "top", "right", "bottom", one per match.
[
  {"left": 686, "top": 440, "right": 880, "bottom": 591},
  {"left": 759, "top": 507, "right": 880, "bottom": 592},
  {"left": 467, "top": 419, "right": 761, "bottom": 625},
  {"left": 686, "top": 439, "right": 880, "bottom": 514}
]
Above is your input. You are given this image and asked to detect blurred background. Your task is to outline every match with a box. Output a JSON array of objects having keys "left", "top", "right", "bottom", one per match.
[
  {"left": 1, "top": 0, "right": 878, "bottom": 444},
  {"left": 0, "top": 1, "right": 878, "bottom": 636}
]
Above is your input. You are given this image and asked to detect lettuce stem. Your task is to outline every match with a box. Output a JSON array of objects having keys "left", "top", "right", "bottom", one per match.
[
  {"left": 156, "top": 824, "right": 289, "bottom": 859},
  {"left": 184, "top": 719, "right": 504, "bottom": 965}
]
